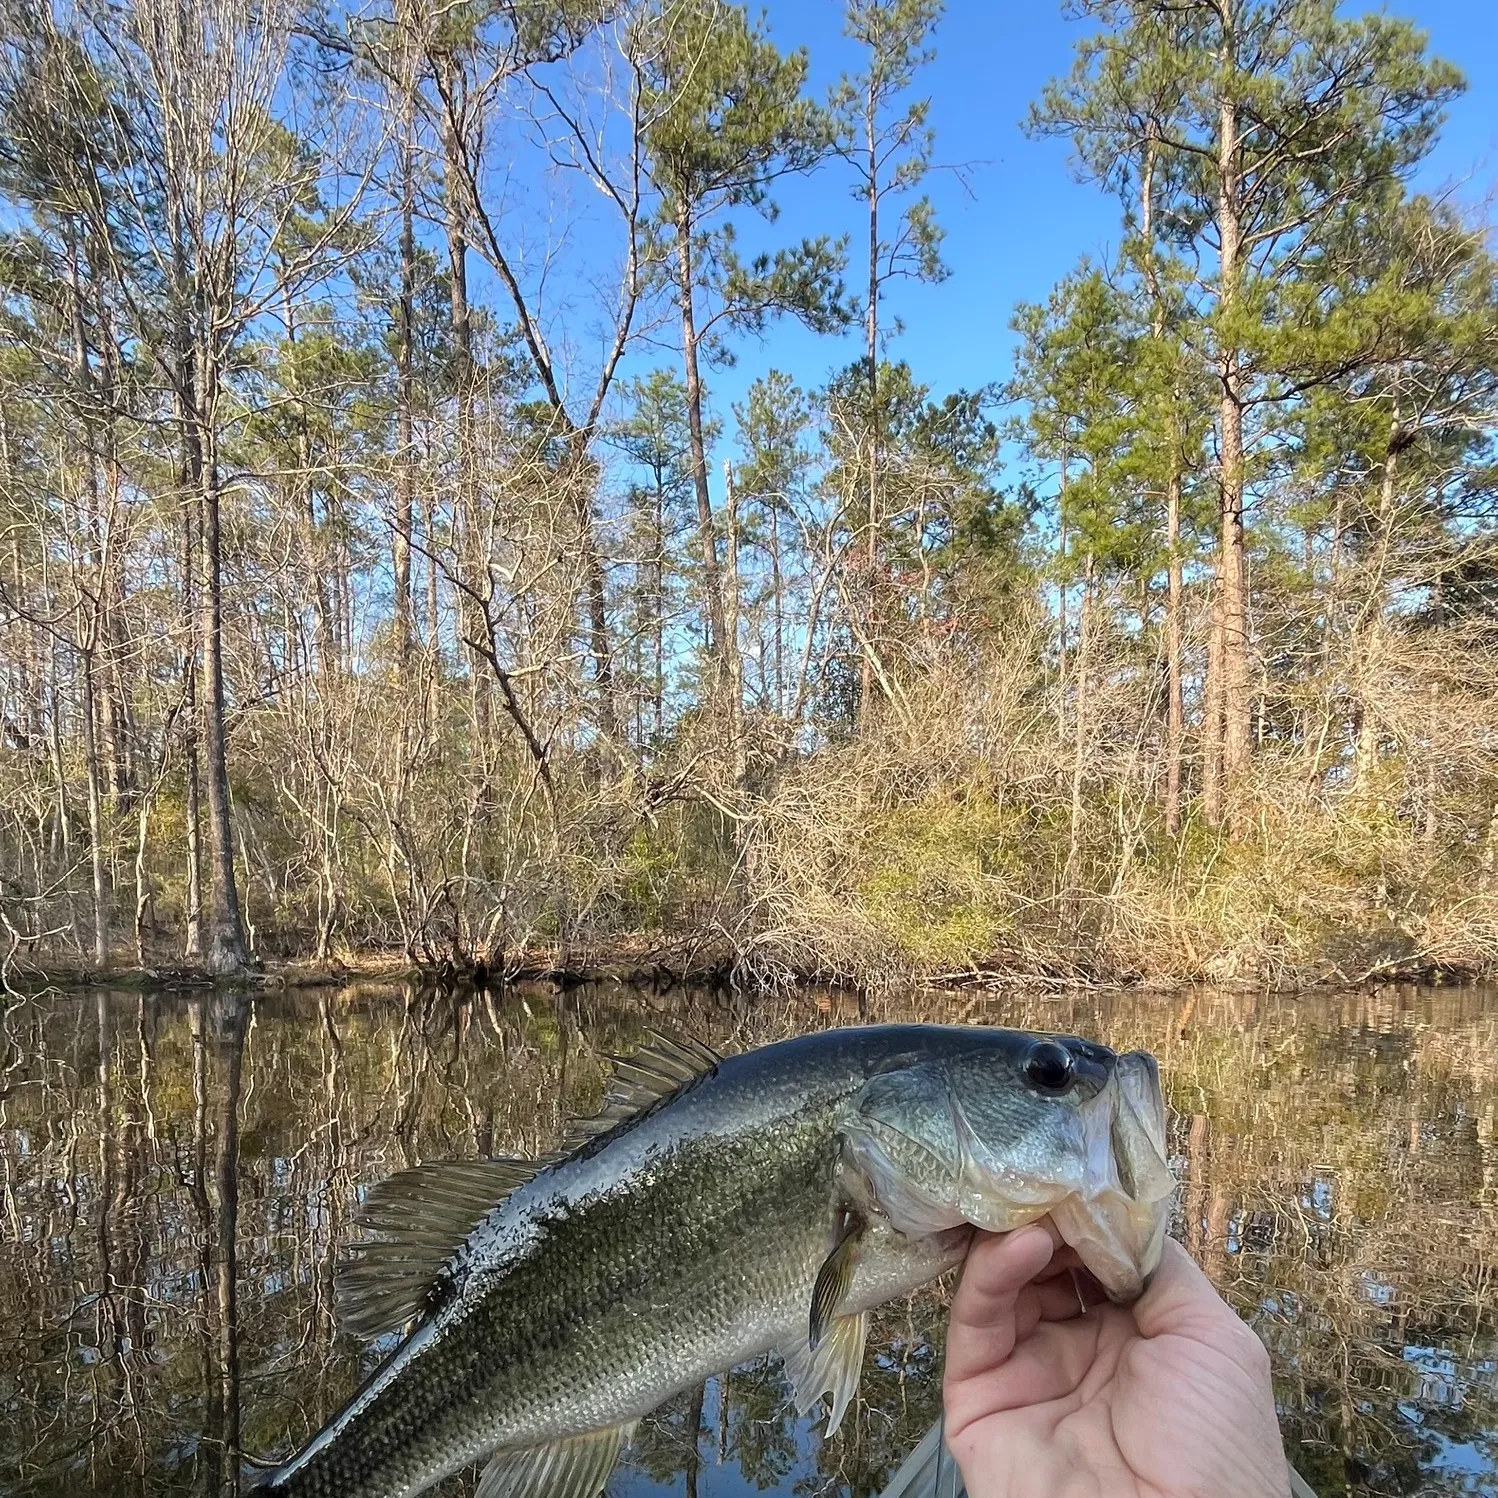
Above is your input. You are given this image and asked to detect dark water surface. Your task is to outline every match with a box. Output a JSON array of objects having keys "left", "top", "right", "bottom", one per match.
[{"left": 1, "top": 981, "right": 1495, "bottom": 1498}]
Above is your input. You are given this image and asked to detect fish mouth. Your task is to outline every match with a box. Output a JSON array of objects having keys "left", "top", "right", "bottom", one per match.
[
  {"left": 844, "top": 1050, "right": 1175, "bottom": 1304},
  {"left": 1047, "top": 1050, "right": 1173, "bottom": 1301}
]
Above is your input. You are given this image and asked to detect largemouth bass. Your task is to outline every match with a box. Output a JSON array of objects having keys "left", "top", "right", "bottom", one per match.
[{"left": 264, "top": 1023, "right": 1174, "bottom": 1498}]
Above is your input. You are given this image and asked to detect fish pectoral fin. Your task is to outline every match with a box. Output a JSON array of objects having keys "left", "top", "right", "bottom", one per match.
[
  {"left": 808, "top": 1215, "right": 861, "bottom": 1351},
  {"left": 337, "top": 1158, "right": 555, "bottom": 1339},
  {"left": 475, "top": 1422, "right": 635, "bottom": 1498},
  {"left": 779, "top": 1309, "right": 868, "bottom": 1440}
]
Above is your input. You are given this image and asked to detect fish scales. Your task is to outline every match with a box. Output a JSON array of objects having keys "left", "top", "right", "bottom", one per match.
[
  {"left": 265, "top": 1024, "right": 1173, "bottom": 1498},
  {"left": 275, "top": 1036, "right": 873, "bottom": 1497}
]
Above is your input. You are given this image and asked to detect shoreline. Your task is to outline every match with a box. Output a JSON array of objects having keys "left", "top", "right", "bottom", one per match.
[{"left": 6, "top": 937, "right": 1488, "bottom": 1000}]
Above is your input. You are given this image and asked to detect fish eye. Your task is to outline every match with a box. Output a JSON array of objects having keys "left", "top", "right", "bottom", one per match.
[{"left": 1023, "top": 1040, "right": 1076, "bottom": 1093}]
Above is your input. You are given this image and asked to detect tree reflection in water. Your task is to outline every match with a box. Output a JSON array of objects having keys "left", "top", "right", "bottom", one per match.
[{"left": 0, "top": 982, "right": 1494, "bottom": 1498}]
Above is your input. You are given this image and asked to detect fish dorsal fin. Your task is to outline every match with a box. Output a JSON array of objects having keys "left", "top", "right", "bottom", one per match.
[
  {"left": 336, "top": 1157, "right": 552, "bottom": 1339},
  {"left": 476, "top": 1422, "right": 634, "bottom": 1498},
  {"left": 562, "top": 1030, "right": 722, "bottom": 1151},
  {"left": 779, "top": 1309, "right": 869, "bottom": 1438}
]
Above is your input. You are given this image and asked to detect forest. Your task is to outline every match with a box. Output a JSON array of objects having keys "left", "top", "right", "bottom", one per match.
[{"left": 1, "top": 0, "right": 1496, "bottom": 988}]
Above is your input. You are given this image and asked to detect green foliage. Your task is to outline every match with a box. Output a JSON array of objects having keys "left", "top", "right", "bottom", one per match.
[
  {"left": 634, "top": 0, "right": 831, "bottom": 217},
  {"left": 1036, "top": 1, "right": 1463, "bottom": 228},
  {"left": 635, "top": 0, "right": 851, "bottom": 345},
  {"left": 857, "top": 794, "right": 1010, "bottom": 966},
  {"left": 609, "top": 369, "right": 701, "bottom": 495},
  {"left": 716, "top": 229, "right": 851, "bottom": 339},
  {"left": 615, "top": 826, "right": 683, "bottom": 928},
  {"left": 830, "top": 0, "right": 949, "bottom": 296},
  {"left": 734, "top": 370, "right": 812, "bottom": 511},
  {"left": 823, "top": 358, "right": 1020, "bottom": 592},
  {"left": 1031, "top": 0, "right": 1467, "bottom": 436}
]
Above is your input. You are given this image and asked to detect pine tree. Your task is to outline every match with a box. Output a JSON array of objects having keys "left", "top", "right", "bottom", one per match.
[
  {"left": 1032, "top": 0, "right": 1463, "bottom": 831},
  {"left": 830, "top": 0, "right": 947, "bottom": 718},
  {"left": 735, "top": 372, "right": 814, "bottom": 717},
  {"left": 633, "top": 0, "right": 848, "bottom": 699},
  {"left": 608, "top": 371, "right": 703, "bottom": 747}
]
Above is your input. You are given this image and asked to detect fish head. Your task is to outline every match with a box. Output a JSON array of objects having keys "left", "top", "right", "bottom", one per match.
[{"left": 840, "top": 1032, "right": 1174, "bottom": 1302}]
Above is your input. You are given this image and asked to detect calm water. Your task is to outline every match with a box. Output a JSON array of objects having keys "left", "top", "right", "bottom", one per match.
[{"left": 1, "top": 980, "right": 1495, "bottom": 1498}]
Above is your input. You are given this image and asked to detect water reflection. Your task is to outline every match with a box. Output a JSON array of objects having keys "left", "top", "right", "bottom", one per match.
[{"left": 1, "top": 981, "right": 1495, "bottom": 1497}]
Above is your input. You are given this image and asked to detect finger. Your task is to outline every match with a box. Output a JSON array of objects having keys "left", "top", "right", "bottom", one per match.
[
  {"left": 951, "top": 1306, "right": 1110, "bottom": 1412},
  {"left": 990, "top": 1228, "right": 1098, "bottom": 1318},
  {"left": 1133, "top": 1239, "right": 1273, "bottom": 1375},
  {"left": 1032, "top": 1269, "right": 1098, "bottom": 1322},
  {"left": 1132, "top": 1238, "right": 1242, "bottom": 1336},
  {"left": 944, "top": 1225, "right": 1057, "bottom": 1387},
  {"left": 1031, "top": 1241, "right": 1088, "bottom": 1282}
]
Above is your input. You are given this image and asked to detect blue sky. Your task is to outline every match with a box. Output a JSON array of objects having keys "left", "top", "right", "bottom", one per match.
[{"left": 639, "top": 0, "right": 1498, "bottom": 455}]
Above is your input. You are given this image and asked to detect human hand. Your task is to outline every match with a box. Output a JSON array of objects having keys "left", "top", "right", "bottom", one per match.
[{"left": 943, "top": 1225, "right": 1291, "bottom": 1498}]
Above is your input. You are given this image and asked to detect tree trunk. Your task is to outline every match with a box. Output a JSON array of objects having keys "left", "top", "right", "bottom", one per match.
[
  {"left": 566, "top": 435, "right": 620, "bottom": 746},
  {"left": 676, "top": 213, "right": 728, "bottom": 673},
  {"left": 134, "top": 784, "right": 157, "bottom": 966},
  {"left": 82, "top": 647, "right": 109, "bottom": 966},
  {"left": 195, "top": 380, "right": 250, "bottom": 975},
  {"left": 94, "top": 291, "right": 135, "bottom": 808},
  {"left": 283, "top": 288, "right": 334, "bottom": 673},
  {"left": 442, "top": 91, "right": 482, "bottom": 693},
  {"left": 1213, "top": 2, "right": 1252, "bottom": 833},
  {"left": 101, "top": 575, "right": 134, "bottom": 807},
  {"left": 1064, "top": 554, "right": 1094, "bottom": 901},
  {"left": 653, "top": 478, "right": 665, "bottom": 742},
  {"left": 769, "top": 501, "right": 785, "bottom": 717},
  {"left": 723, "top": 460, "right": 744, "bottom": 783},
  {"left": 1356, "top": 418, "right": 1400, "bottom": 795},
  {"left": 1164, "top": 465, "right": 1185, "bottom": 835},
  {"left": 1424, "top": 575, "right": 1441, "bottom": 851},
  {"left": 172, "top": 226, "right": 206, "bottom": 961},
  {"left": 445, "top": 128, "right": 473, "bottom": 405},
  {"left": 443, "top": 102, "right": 503, "bottom": 823},
  {"left": 68, "top": 243, "right": 110, "bottom": 966},
  {"left": 425, "top": 475, "right": 440, "bottom": 658},
  {"left": 47, "top": 661, "right": 70, "bottom": 862},
  {"left": 182, "top": 491, "right": 204, "bottom": 962},
  {"left": 1140, "top": 135, "right": 1185, "bottom": 836},
  {"left": 394, "top": 72, "right": 417, "bottom": 660},
  {"left": 860, "top": 87, "right": 879, "bottom": 723},
  {"left": 1056, "top": 453, "right": 1069, "bottom": 735},
  {"left": 1201, "top": 562, "right": 1225, "bottom": 827},
  {"left": 1216, "top": 402, "right": 1250, "bottom": 819}
]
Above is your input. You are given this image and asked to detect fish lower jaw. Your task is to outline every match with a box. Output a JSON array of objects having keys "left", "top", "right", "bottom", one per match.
[{"left": 1049, "top": 1189, "right": 1168, "bottom": 1304}]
